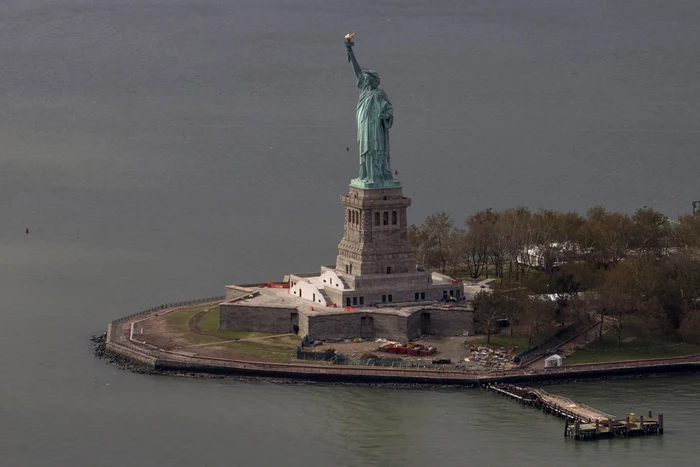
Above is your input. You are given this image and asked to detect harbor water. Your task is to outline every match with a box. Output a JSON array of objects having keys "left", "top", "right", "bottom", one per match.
[{"left": 2, "top": 1, "right": 700, "bottom": 465}]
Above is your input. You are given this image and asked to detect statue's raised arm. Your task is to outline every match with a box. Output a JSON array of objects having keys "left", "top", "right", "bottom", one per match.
[{"left": 345, "top": 34, "right": 362, "bottom": 79}]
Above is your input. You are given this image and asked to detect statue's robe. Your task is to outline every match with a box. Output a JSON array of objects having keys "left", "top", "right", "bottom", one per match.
[{"left": 356, "top": 77, "right": 393, "bottom": 184}]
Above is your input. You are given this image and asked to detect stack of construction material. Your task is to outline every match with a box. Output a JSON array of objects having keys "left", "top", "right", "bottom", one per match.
[
  {"left": 468, "top": 346, "right": 512, "bottom": 368},
  {"left": 377, "top": 342, "right": 437, "bottom": 356}
]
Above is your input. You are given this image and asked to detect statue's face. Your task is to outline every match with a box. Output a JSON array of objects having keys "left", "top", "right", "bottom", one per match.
[{"left": 362, "top": 72, "right": 379, "bottom": 89}]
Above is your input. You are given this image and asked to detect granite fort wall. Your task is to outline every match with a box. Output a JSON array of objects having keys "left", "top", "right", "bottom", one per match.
[
  {"left": 406, "top": 311, "right": 422, "bottom": 339},
  {"left": 298, "top": 312, "right": 310, "bottom": 338},
  {"left": 219, "top": 304, "right": 298, "bottom": 334},
  {"left": 369, "top": 313, "right": 409, "bottom": 341},
  {"left": 425, "top": 309, "right": 473, "bottom": 336},
  {"left": 304, "top": 311, "right": 411, "bottom": 341},
  {"left": 300, "top": 308, "right": 473, "bottom": 341},
  {"left": 105, "top": 301, "right": 700, "bottom": 385},
  {"left": 306, "top": 313, "right": 361, "bottom": 340}
]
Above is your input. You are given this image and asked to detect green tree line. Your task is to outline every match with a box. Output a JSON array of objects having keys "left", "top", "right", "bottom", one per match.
[{"left": 409, "top": 207, "right": 700, "bottom": 346}]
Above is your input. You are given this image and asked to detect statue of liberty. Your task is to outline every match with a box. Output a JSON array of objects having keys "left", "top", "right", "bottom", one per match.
[{"left": 345, "top": 34, "right": 399, "bottom": 188}]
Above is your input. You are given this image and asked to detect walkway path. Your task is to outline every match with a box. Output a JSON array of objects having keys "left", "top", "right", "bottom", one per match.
[
  {"left": 522, "top": 317, "right": 613, "bottom": 368},
  {"left": 534, "top": 389, "right": 615, "bottom": 422},
  {"left": 107, "top": 299, "right": 700, "bottom": 385},
  {"left": 185, "top": 333, "right": 295, "bottom": 349}
]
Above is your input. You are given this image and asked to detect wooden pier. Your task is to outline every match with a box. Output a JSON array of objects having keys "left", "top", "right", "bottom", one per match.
[{"left": 488, "top": 384, "right": 664, "bottom": 440}]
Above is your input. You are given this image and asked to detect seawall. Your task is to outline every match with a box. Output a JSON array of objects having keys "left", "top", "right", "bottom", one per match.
[
  {"left": 106, "top": 333, "right": 700, "bottom": 386},
  {"left": 102, "top": 298, "right": 700, "bottom": 386}
]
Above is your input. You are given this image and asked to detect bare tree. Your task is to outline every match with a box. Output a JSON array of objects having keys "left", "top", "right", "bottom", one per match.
[
  {"left": 631, "top": 208, "right": 669, "bottom": 259},
  {"left": 422, "top": 211, "right": 454, "bottom": 273},
  {"left": 447, "top": 228, "right": 466, "bottom": 276},
  {"left": 522, "top": 295, "right": 555, "bottom": 348},
  {"left": 408, "top": 224, "right": 429, "bottom": 269},
  {"left": 472, "top": 290, "right": 505, "bottom": 344}
]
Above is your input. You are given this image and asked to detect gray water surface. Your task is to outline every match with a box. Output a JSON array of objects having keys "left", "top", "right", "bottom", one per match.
[{"left": 2, "top": 1, "right": 700, "bottom": 465}]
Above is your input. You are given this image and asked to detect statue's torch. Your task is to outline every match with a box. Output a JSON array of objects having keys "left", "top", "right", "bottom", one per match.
[{"left": 345, "top": 33, "right": 355, "bottom": 47}]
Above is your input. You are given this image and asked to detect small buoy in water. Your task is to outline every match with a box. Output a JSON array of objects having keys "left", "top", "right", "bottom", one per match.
[
  {"left": 25, "top": 228, "right": 29, "bottom": 234},
  {"left": 346, "top": 146, "right": 349, "bottom": 151}
]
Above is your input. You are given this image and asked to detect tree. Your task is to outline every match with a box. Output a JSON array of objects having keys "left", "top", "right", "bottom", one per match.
[
  {"left": 680, "top": 308, "right": 700, "bottom": 344},
  {"left": 603, "top": 213, "right": 633, "bottom": 265},
  {"left": 675, "top": 214, "right": 700, "bottom": 251},
  {"left": 512, "top": 207, "right": 535, "bottom": 282},
  {"left": 500, "top": 208, "right": 523, "bottom": 281},
  {"left": 408, "top": 224, "right": 430, "bottom": 269},
  {"left": 586, "top": 209, "right": 632, "bottom": 267},
  {"left": 446, "top": 228, "right": 466, "bottom": 276},
  {"left": 422, "top": 211, "right": 455, "bottom": 273},
  {"left": 465, "top": 209, "right": 497, "bottom": 278},
  {"left": 408, "top": 204, "right": 700, "bottom": 347},
  {"left": 559, "top": 211, "right": 585, "bottom": 264},
  {"left": 565, "top": 294, "right": 597, "bottom": 343},
  {"left": 503, "top": 288, "right": 529, "bottom": 338},
  {"left": 592, "top": 291, "right": 633, "bottom": 349},
  {"left": 472, "top": 290, "right": 506, "bottom": 344},
  {"left": 595, "top": 258, "right": 658, "bottom": 348},
  {"left": 460, "top": 228, "right": 488, "bottom": 279},
  {"left": 522, "top": 295, "right": 555, "bottom": 348},
  {"left": 631, "top": 208, "right": 669, "bottom": 259},
  {"left": 653, "top": 253, "right": 700, "bottom": 332},
  {"left": 485, "top": 210, "right": 508, "bottom": 278},
  {"left": 532, "top": 210, "right": 567, "bottom": 277},
  {"left": 550, "top": 263, "right": 598, "bottom": 323}
]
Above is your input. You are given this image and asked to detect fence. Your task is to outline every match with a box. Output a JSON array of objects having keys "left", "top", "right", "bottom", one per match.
[
  {"left": 105, "top": 336, "right": 700, "bottom": 385},
  {"left": 151, "top": 352, "right": 478, "bottom": 381},
  {"left": 340, "top": 358, "right": 461, "bottom": 370},
  {"left": 514, "top": 320, "right": 590, "bottom": 366},
  {"left": 296, "top": 349, "right": 348, "bottom": 363},
  {"left": 107, "top": 295, "right": 225, "bottom": 342}
]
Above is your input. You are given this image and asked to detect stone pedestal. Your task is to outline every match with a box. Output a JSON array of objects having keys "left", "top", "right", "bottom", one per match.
[
  {"left": 286, "top": 182, "right": 460, "bottom": 307},
  {"left": 336, "top": 184, "right": 415, "bottom": 276}
]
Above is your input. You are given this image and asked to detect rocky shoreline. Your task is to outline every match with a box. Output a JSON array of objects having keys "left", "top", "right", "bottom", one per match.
[{"left": 91, "top": 333, "right": 156, "bottom": 375}]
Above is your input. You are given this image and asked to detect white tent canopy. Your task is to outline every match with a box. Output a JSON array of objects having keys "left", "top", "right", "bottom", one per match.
[{"left": 544, "top": 354, "right": 563, "bottom": 368}]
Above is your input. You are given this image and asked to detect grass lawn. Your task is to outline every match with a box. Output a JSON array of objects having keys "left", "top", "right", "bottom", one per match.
[
  {"left": 145, "top": 304, "right": 302, "bottom": 360},
  {"left": 200, "top": 336, "right": 303, "bottom": 363},
  {"left": 565, "top": 334, "right": 700, "bottom": 364},
  {"left": 162, "top": 304, "right": 209, "bottom": 331},
  {"left": 148, "top": 305, "right": 223, "bottom": 346},
  {"left": 196, "top": 308, "right": 279, "bottom": 340},
  {"left": 470, "top": 335, "right": 531, "bottom": 351}
]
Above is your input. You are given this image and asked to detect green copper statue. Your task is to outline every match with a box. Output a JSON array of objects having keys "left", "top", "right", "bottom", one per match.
[{"left": 345, "top": 34, "right": 400, "bottom": 189}]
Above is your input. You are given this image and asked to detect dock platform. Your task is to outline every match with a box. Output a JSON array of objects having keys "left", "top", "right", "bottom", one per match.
[{"left": 488, "top": 384, "right": 664, "bottom": 440}]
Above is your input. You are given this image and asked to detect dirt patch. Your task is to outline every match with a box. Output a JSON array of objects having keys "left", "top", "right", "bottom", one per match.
[
  {"left": 138, "top": 309, "right": 222, "bottom": 349},
  {"left": 189, "top": 308, "right": 223, "bottom": 339},
  {"left": 307, "top": 336, "right": 521, "bottom": 371},
  {"left": 311, "top": 336, "right": 472, "bottom": 365}
]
